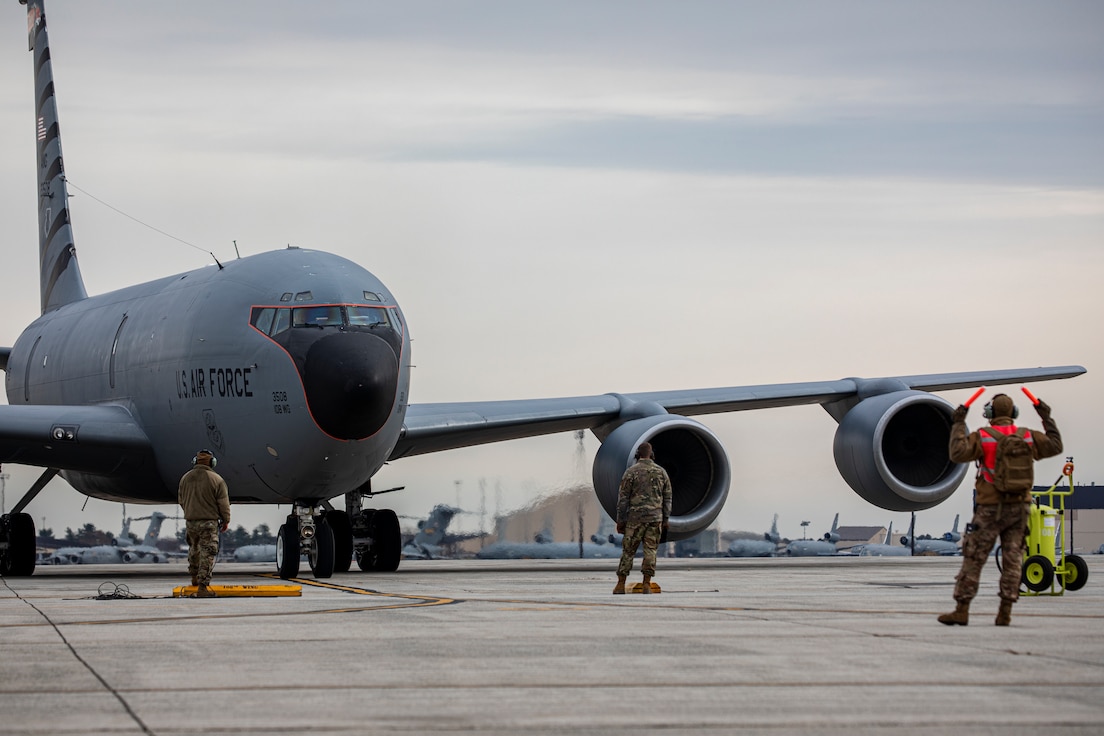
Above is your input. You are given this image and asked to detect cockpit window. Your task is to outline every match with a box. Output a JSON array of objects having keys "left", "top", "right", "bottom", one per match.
[
  {"left": 293, "top": 305, "right": 342, "bottom": 328},
  {"left": 347, "top": 306, "right": 392, "bottom": 328},
  {"left": 251, "top": 304, "right": 402, "bottom": 338}
]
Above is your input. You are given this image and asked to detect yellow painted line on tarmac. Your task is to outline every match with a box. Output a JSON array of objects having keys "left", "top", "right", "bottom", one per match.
[{"left": 256, "top": 573, "right": 455, "bottom": 607}]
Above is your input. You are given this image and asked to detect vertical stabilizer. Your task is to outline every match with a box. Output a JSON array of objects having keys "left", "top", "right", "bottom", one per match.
[
  {"left": 25, "top": 0, "right": 88, "bottom": 313},
  {"left": 142, "top": 513, "right": 166, "bottom": 546},
  {"left": 883, "top": 521, "right": 894, "bottom": 545}
]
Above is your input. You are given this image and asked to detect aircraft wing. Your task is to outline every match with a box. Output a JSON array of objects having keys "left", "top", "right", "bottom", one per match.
[
  {"left": 391, "top": 364, "right": 1084, "bottom": 458},
  {"left": 0, "top": 404, "right": 156, "bottom": 474}
]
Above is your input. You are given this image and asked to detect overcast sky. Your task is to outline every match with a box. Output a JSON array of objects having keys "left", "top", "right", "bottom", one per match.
[{"left": 1, "top": 1, "right": 1101, "bottom": 544}]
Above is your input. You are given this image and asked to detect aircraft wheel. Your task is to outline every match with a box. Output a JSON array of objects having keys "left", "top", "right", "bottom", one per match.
[
  {"left": 369, "top": 509, "right": 402, "bottom": 572},
  {"left": 276, "top": 517, "right": 300, "bottom": 580},
  {"left": 1062, "top": 554, "right": 1089, "bottom": 592},
  {"left": 354, "top": 509, "right": 377, "bottom": 571},
  {"left": 1022, "top": 555, "right": 1054, "bottom": 592},
  {"left": 308, "top": 519, "right": 335, "bottom": 579},
  {"left": 0, "top": 513, "right": 37, "bottom": 577},
  {"left": 326, "top": 511, "right": 353, "bottom": 573}
]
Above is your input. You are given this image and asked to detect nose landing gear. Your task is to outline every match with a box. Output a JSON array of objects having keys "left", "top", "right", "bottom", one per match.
[{"left": 274, "top": 485, "right": 404, "bottom": 580}]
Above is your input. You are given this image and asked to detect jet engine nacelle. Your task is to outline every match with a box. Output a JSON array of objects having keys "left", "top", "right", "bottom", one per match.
[
  {"left": 122, "top": 552, "right": 137, "bottom": 563},
  {"left": 592, "top": 415, "right": 730, "bottom": 542},
  {"left": 833, "top": 390, "right": 967, "bottom": 511}
]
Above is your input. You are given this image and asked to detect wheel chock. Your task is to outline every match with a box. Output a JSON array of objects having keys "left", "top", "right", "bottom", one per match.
[
  {"left": 172, "top": 584, "right": 302, "bottom": 598},
  {"left": 629, "top": 582, "right": 661, "bottom": 594}
]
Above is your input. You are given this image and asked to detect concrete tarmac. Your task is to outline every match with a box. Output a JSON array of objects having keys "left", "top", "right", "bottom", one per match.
[{"left": 2, "top": 555, "right": 1103, "bottom": 735}]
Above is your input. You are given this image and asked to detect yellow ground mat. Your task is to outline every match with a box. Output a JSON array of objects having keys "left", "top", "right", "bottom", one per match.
[{"left": 172, "top": 584, "right": 302, "bottom": 598}]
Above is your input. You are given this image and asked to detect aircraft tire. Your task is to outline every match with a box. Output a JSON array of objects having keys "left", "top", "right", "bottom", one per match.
[
  {"left": 1022, "top": 555, "right": 1054, "bottom": 592},
  {"left": 369, "top": 509, "right": 402, "bottom": 572},
  {"left": 1062, "top": 554, "right": 1089, "bottom": 592},
  {"left": 0, "top": 513, "right": 36, "bottom": 577},
  {"left": 276, "top": 518, "right": 300, "bottom": 579},
  {"left": 354, "top": 509, "right": 377, "bottom": 571},
  {"left": 326, "top": 511, "right": 353, "bottom": 573},
  {"left": 309, "top": 519, "right": 335, "bottom": 579}
]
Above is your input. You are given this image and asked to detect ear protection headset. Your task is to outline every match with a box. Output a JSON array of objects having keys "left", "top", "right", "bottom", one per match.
[
  {"left": 192, "top": 449, "right": 218, "bottom": 468},
  {"left": 982, "top": 399, "right": 1019, "bottom": 420}
]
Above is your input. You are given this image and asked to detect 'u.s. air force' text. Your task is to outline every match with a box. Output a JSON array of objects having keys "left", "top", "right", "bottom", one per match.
[{"left": 177, "top": 367, "right": 253, "bottom": 399}]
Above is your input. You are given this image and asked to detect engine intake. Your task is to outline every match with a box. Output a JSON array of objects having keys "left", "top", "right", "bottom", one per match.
[
  {"left": 833, "top": 390, "right": 967, "bottom": 511},
  {"left": 592, "top": 415, "right": 730, "bottom": 541}
]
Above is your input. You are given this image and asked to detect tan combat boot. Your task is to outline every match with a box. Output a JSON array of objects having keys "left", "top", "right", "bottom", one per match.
[
  {"left": 995, "top": 600, "right": 1013, "bottom": 626},
  {"left": 641, "top": 575, "right": 652, "bottom": 594},
  {"left": 194, "top": 583, "right": 217, "bottom": 598},
  {"left": 612, "top": 576, "right": 626, "bottom": 595},
  {"left": 937, "top": 601, "right": 969, "bottom": 626}
]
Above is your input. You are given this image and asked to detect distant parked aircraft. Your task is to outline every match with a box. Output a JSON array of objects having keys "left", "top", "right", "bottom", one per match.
[
  {"left": 900, "top": 514, "right": 961, "bottom": 556},
  {"left": 44, "top": 512, "right": 174, "bottom": 564},
  {"left": 786, "top": 514, "right": 840, "bottom": 557},
  {"left": 727, "top": 515, "right": 782, "bottom": 557},
  {"left": 853, "top": 521, "right": 910, "bottom": 557}
]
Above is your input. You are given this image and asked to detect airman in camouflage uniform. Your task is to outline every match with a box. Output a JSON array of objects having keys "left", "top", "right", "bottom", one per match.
[
  {"left": 938, "top": 394, "right": 1062, "bottom": 626},
  {"left": 614, "top": 442, "right": 672, "bottom": 594},
  {"left": 178, "top": 450, "right": 231, "bottom": 598}
]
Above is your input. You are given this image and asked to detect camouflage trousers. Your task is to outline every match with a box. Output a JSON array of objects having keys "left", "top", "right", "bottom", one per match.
[
  {"left": 186, "top": 520, "right": 221, "bottom": 586},
  {"left": 618, "top": 521, "right": 662, "bottom": 578},
  {"left": 953, "top": 502, "right": 1030, "bottom": 604}
]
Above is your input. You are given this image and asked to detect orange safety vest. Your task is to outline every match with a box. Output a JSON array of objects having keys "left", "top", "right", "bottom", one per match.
[{"left": 978, "top": 424, "right": 1033, "bottom": 483}]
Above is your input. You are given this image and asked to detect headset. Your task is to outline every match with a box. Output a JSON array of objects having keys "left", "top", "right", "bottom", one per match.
[
  {"left": 192, "top": 449, "right": 218, "bottom": 468},
  {"left": 982, "top": 397, "right": 1019, "bottom": 420}
]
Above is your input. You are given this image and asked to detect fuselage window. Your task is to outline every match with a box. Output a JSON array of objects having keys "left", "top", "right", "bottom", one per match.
[
  {"left": 294, "top": 291, "right": 313, "bottom": 302},
  {"left": 363, "top": 291, "right": 382, "bottom": 302},
  {"left": 279, "top": 292, "right": 293, "bottom": 302}
]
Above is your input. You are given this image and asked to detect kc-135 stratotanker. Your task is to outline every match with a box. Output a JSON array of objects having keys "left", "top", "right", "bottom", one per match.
[{"left": 0, "top": 0, "right": 1085, "bottom": 579}]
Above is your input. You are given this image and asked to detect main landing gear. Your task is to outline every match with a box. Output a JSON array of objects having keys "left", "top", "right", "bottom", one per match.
[
  {"left": 274, "top": 486, "right": 402, "bottom": 580},
  {"left": 0, "top": 513, "right": 37, "bottom": 577},
  {"left": 0, "top": 468, "right": 58, "bottom": 577}
]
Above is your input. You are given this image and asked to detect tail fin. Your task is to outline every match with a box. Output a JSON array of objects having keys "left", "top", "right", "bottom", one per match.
[
  {"left": 883, "top": 521, "right": 894, "bottom": 545},
  {"left": 766, "top": 514, "right": 780, "bottom": 543},
  {"left": 142, "top": 512, "right": 166, "bottom": 546},
  {"left": 26, "top": 0, "right": 88, "bottom": 313}
]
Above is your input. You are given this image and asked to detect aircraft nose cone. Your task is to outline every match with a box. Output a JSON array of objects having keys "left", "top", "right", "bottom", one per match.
[{"left": 303, "top": 332, "right": 399, "bottom": 440}]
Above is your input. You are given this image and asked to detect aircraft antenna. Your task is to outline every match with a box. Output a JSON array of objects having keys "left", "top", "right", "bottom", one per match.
[
  {"left": 62, "top": 177, "right": 217, "bottom": 259},
  {"left": 233, "top": 240, "right": 241, "bottom": 259}
]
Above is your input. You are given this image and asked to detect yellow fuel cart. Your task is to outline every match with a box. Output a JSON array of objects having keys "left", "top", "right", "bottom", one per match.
[{"left": 1019, "top": 460, "right": 1089, "bottom": 596}]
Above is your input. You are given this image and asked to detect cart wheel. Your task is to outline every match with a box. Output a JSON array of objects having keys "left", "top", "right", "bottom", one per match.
[
  {"left": 1062, "top": 554, "right": 1089, "bottom": 592},
  {"left": 1022, "top": 555, "right": 1054, "bottom": 592}
]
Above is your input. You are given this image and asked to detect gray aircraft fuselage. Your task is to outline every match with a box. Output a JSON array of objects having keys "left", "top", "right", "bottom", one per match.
[{"left": 4, "top": 248, "right": 412, "bottom": 508}]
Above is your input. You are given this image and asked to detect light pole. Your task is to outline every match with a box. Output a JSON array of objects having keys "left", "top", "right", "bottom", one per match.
[{"left": 800, "top": 520, "right": 810, "bottom": 540}]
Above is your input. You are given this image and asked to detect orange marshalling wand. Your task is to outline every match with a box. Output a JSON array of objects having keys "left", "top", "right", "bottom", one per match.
[
  {"left": 963, "top": 386, "right": 986, "bottom": 407},
  {"left": 1021, "top": 386, "right": 1040, "bottom": 406}
]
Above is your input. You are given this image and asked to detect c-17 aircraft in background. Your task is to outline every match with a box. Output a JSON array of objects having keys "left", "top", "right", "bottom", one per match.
[
  {"left": 0, "top": 1, "right": 1086, "bottom": 580},
  {"left": 43, "top": 510, "right": 174, "bottom": 565}
]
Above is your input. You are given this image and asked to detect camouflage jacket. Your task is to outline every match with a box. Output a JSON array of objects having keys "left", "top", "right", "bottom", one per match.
[
  {"left": 178, "top": 465, "right": 231, "bottom": 523},
  {"left": 616, "top": 458, "right": 673, "bottom": 525},
  {"left": 949, "top": 414, "right": 1062, "bottom": 504}
]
